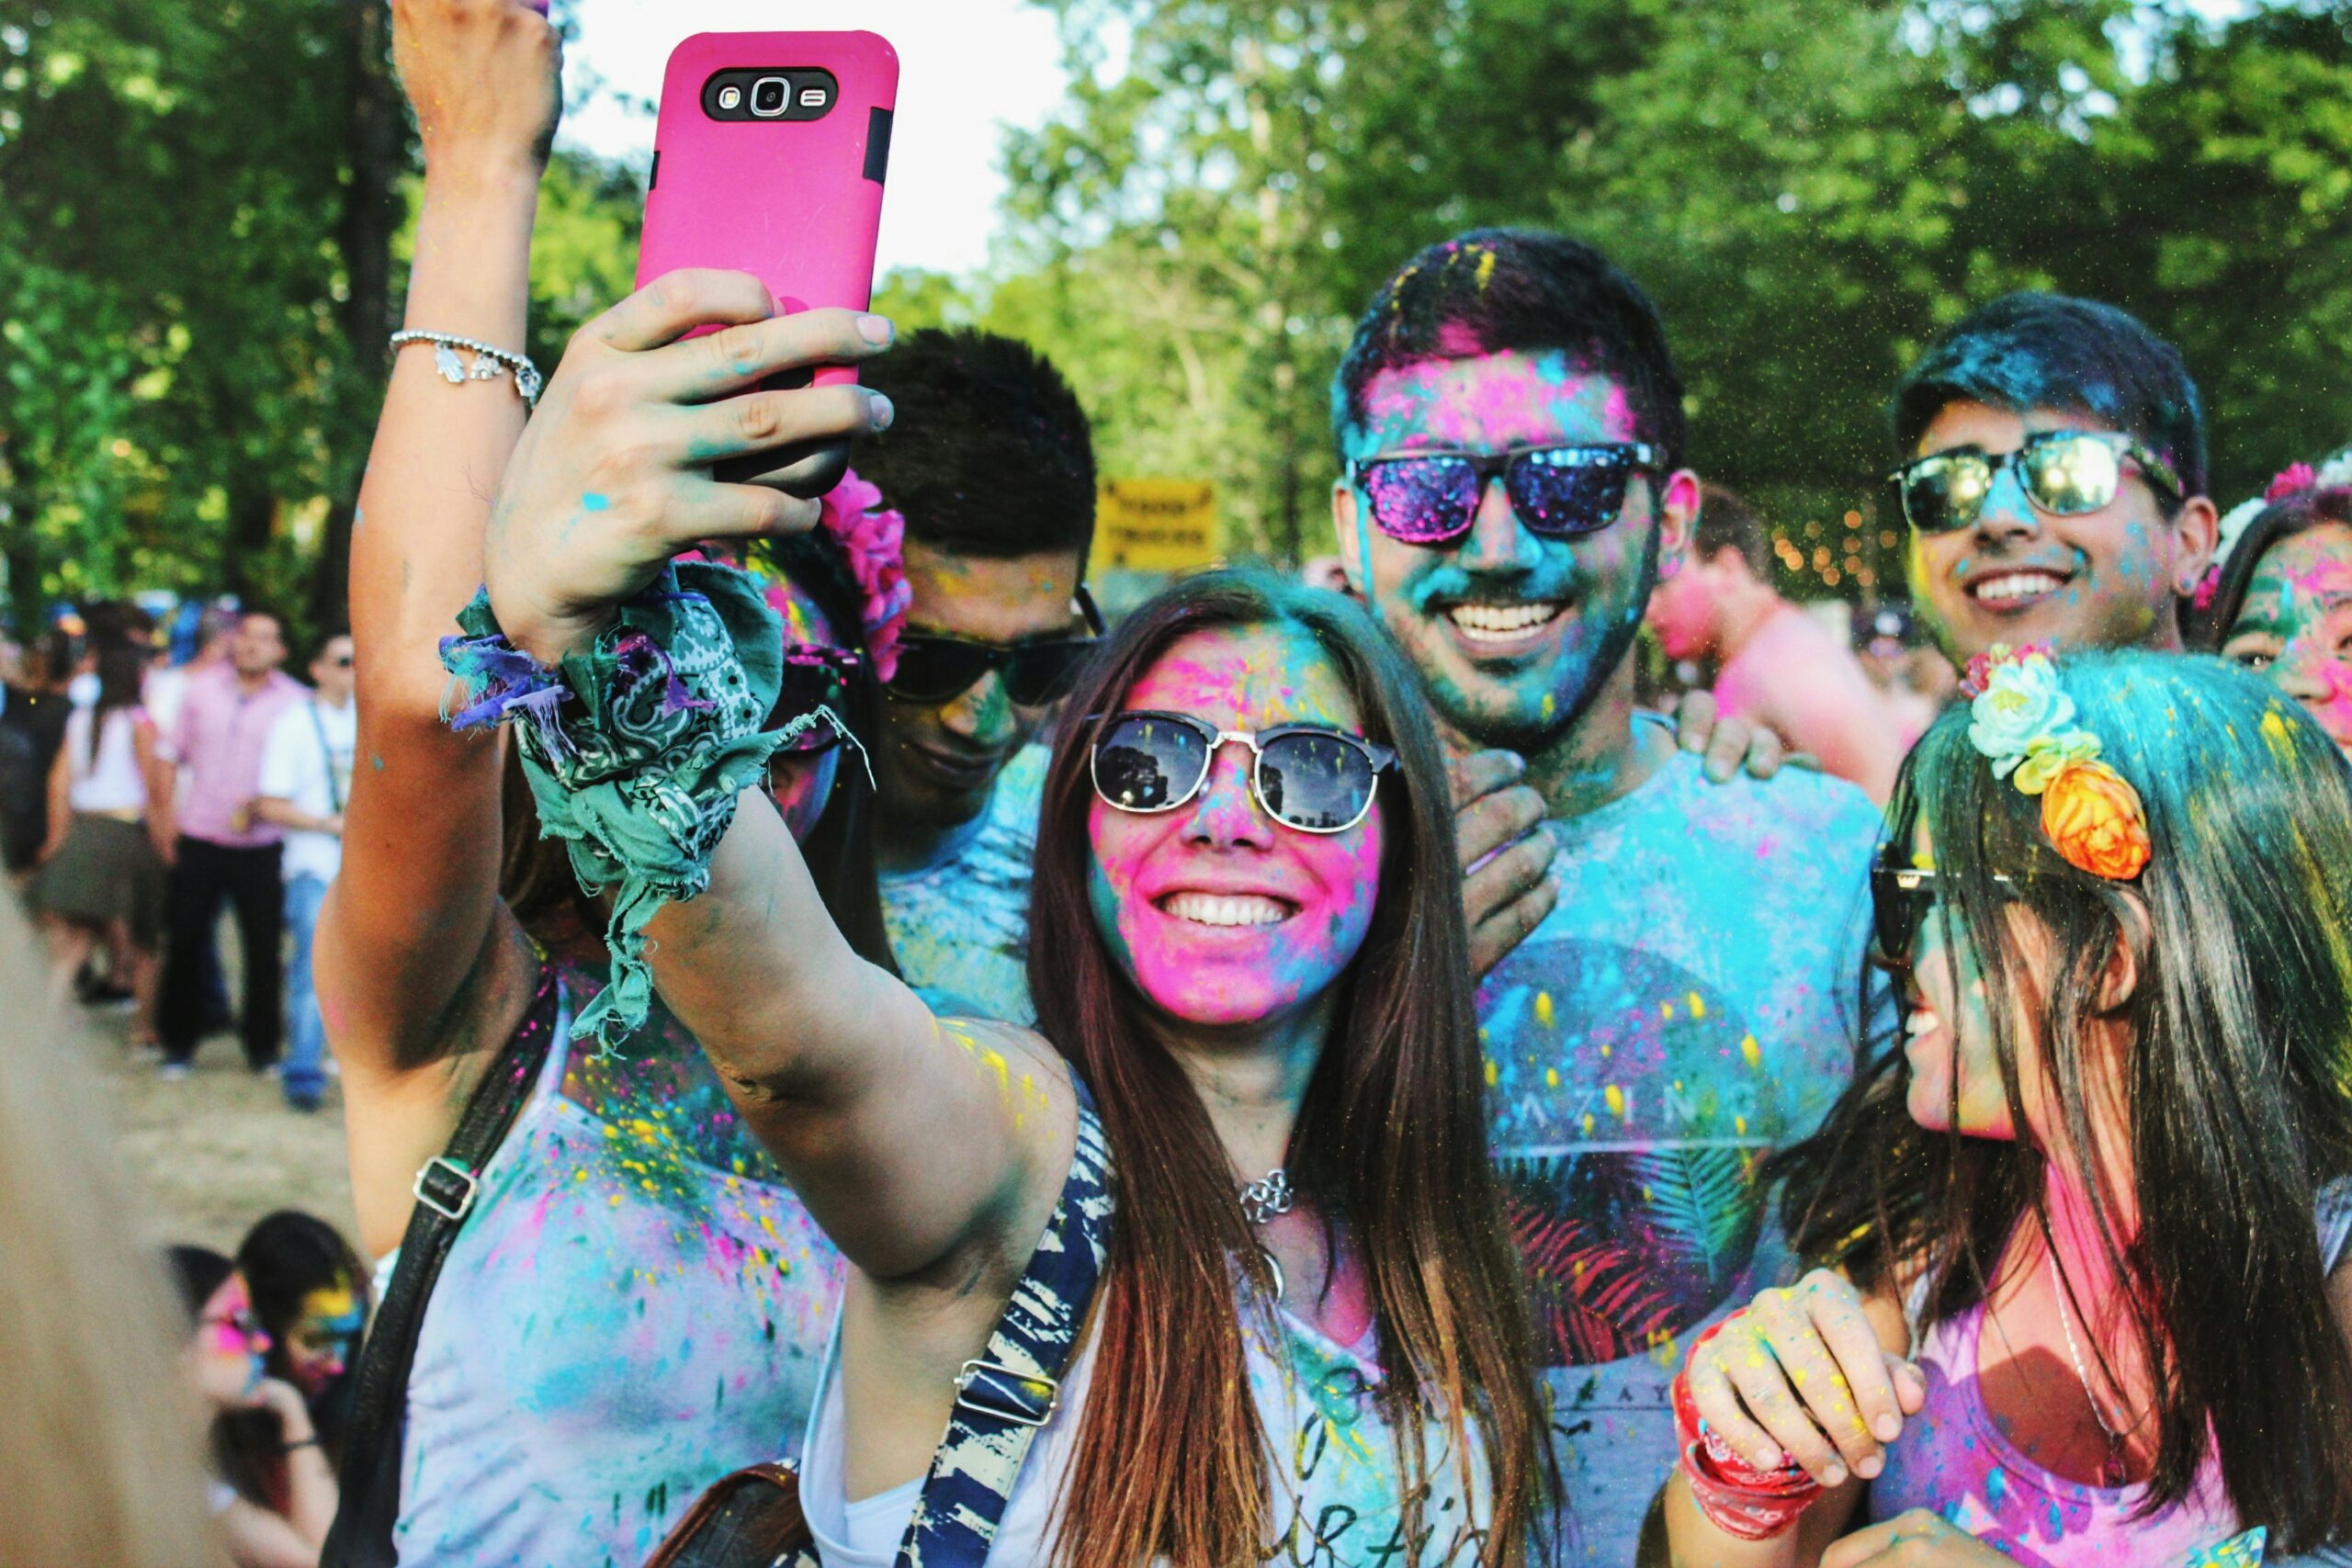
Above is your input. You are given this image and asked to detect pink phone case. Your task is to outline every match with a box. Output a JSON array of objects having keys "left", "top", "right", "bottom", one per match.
[{"left": 639, "top": 30, "right": 897, "bottom": 367}]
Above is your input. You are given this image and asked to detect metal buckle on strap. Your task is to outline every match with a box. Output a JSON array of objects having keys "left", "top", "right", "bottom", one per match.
[
  {"left": 953, "top": 1359, "right": 1059, "bottom": 1427},
  {"left": 413, "top": 1156, "right": 481, "bottom": 1223}
]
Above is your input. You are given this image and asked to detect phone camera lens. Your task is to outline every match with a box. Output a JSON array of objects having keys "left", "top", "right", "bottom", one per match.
[{"left": 750, "top": 77, "right": 788, "bottom": 117}]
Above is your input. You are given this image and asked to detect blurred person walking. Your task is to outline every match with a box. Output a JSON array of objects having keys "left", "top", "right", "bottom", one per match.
[
  {"left": 253, "top": 632, "right": 355, "bottom": 1111},
  {"left": 0, "top": 625, "right": 79, "bottom": 877},
  {"left": 156, "top": 611, "right": 305, "bottom": 1078},
  {"left": 27, "top": 634, "right": 172, "bottom": 1046},
  {"left": 1647, "top": 484, "right": 1905, "bottom": 801},
  {"left": 0, "top": 892, "right": 222, "bottom": 1567}
]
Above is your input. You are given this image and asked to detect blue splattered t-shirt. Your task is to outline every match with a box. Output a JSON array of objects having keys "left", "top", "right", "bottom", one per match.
[
  {"left": 878, "top": 745, "right": 1046, "bottom": 1024},
  {"left": 1476, "top": 737, "right": 1882, "bottom": 1562},
  {"left": 394, "top": 969, "right": 844, "bottom": 1567}
]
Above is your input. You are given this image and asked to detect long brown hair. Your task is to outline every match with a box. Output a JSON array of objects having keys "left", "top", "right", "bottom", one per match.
[
  {"left": 1031, "top": 568, "right": 1546, "bottom": 1565},
  {"left": 0, "top": 897, "right": 221, "bottom": 1566},
  {"left": 1775, "top": 652, "right": 2352, "bottom": 1551}
]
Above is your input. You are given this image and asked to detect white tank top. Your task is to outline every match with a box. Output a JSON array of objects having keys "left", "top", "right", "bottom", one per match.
[
  {"left": 799, "top": 1279, "right": 1498, "bottom": 1566},
  {"left": 66, "top": 705, "right": 148, "bottom": 815}
]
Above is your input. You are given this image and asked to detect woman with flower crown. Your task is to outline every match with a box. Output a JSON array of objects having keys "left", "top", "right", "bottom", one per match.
[
  {"left": 1654, "top": 646, "right": 2352, "bottom": 1567},
  {"left": 311, "top": 4, "right": 909, "bottom": 1563}
]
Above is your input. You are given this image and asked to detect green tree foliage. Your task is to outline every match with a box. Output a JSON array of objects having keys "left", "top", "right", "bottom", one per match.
[
  {"left": 0, "top": 0, "right": 395, "bottom": 637},
  {"left": 999, "top": 0, "right": 2352, "bottom": 595}
]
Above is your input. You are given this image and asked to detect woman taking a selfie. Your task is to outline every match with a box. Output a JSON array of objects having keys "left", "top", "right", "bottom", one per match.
[
  {"left": 1657, "top": 649, "right": 2352, "bottom": 1567},
  {"left": 461, "top": 270, "right": 1554, "bottom": 1560},
  {"left": 319, "top": 4, "right": 899, "bottom": 1562}
]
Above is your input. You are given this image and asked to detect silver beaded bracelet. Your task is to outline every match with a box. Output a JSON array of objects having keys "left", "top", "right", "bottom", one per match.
[{"left": 390, "top": 330, "right": 544, "bottom": 408}]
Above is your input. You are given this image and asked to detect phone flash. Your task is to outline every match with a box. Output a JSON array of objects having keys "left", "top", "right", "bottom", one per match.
[
  {"left": 799, "top": 87, "right": 829, "bottom": 107},
  {"left": 718, "top": 85, "right": 743, "bottom": 110}
]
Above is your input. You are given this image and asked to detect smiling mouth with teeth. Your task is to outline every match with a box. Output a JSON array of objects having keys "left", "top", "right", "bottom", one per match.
[
  {"left": 1969, "top": 570, "right": 2070, "bottom": 606},
  {"left": 1444, "top": 602, "right": 1566, "bottom": 642},
  {"left": 1159, "top": 891, "right": 1296, "bottom": 928}
]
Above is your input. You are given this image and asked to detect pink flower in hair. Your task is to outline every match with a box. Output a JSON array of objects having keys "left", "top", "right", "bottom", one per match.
[
  {"left": 818, "top": 468, "right": 913, "bottom": 683},
  {"left": 2266, "top": 462, "right": 2316, "bottom": 503}
]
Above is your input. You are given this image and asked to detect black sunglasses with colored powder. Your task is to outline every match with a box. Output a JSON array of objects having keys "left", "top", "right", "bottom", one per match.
[
  {"left": 884, "top": 586, "right": 1107, "bottom": 707},
  {"left": 1346, "top": 443, "right": 1665, "bottom": 547},
  {"left": 1870, "top": 852, "right": 2018, "bottom": 971}
]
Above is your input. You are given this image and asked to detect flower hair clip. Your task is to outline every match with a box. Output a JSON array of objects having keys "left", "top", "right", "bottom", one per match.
[
  {"left": 1963, "top": 644, "right": 2152, "bottom": 882},
  {"left": 813, "top": 468, "right": 913, "bottom": 683}
]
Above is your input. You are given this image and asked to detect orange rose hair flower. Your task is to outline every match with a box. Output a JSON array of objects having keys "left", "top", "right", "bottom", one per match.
[{"left": 2039, "top": 759, "right": 2153, "bottom": 882}]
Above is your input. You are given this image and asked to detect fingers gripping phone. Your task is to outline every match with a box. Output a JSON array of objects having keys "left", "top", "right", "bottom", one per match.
[{"left": 639, "top": 31, "right": 899, "bottom": 498}]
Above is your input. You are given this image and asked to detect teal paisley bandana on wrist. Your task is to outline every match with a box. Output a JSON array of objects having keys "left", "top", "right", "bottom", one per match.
[{"left": 439, "top": 560, "right": 840, "bottom": 1050}]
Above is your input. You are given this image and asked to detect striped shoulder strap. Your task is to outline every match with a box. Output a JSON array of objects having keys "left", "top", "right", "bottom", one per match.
[{"left": 895, "top": 1073, "right": 1114, "bottom": 1567}]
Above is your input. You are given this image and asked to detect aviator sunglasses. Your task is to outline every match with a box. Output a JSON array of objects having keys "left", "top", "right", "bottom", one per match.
[
  {"left": 885, "top": 586, "right": 1107, "bottom": 707},
  {"left": 1891, "top": 430, "right": 2183, "bottom": 535},
  {"left": 1089, "top": 710, "right": 1398, "bottom": 835},
  {"left": 1347, "top": 443, "right": 1666, "bottom": 547}
]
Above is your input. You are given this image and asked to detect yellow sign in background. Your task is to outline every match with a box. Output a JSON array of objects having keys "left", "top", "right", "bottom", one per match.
[{"left": 1095, "top": 479, "right": 1219, "bottom": 573}]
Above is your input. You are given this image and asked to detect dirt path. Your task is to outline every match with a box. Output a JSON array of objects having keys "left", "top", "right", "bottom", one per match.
[{"left": 87, "top": 1003, "right": 362, "bottom": 1258}]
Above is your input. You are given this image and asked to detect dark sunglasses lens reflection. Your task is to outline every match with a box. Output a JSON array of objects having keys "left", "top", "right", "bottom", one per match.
[
  {"left": 888, "top": 637, "right": 1093, "bottom": 706},
  {"left": 1256, "top": 732, "right": 1377, "bottom": 831},
  {"left": 1095, "top": 715, "right": 1209, "bottom": 810},
  {"left": 1363, "top": 457, "right": 1483, "bottom": 544},
  {"left": 2020, "top": 434, "right": 2123, "bottom": 516},
  {"left": 1505, "top": 449, "right": 1638, "bottom": 536}
]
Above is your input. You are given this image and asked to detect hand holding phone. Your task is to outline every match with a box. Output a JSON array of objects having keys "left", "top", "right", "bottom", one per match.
[{"left": 639, "top": 30, "right": 899, "bottom": 498}]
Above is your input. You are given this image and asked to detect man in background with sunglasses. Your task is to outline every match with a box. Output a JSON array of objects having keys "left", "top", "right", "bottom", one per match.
[
  {"left": 1331, "top": 229, "right": 1885, "bottom": 1562},
  {"left": 854, "top": 328, "right": 1101, "bottom": 1024},
  {"left": 1892, "top": 292, "right": 2220, "bottom": 664}
]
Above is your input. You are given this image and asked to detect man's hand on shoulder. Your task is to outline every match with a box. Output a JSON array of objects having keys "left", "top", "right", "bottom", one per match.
[
  {"left": 1672, "top": 689, "right": 1816, "bottom": 785},
  {"left": 1451, "top": 749, "right": 1560, "bottom": 980}
]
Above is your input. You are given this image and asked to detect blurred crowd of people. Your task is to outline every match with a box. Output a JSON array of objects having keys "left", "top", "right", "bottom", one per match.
[{"left": 2, "top": 598, "right": 354, "bottom": 1110}]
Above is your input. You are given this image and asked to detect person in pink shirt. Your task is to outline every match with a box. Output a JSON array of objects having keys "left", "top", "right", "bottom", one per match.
[
  {"left": 155, "top": 610, "right": 306, "bottom": 1078},
  {"left": 1648, "top": 485, "right": 1907, "bottom": 802}
]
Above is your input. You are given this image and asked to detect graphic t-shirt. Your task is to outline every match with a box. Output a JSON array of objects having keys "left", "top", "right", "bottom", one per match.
[
  {"left": 1476, "top": 739, "right": 1882, "bottom": 1562},
  {"left": 878, "top": 744, "right": 1046, "bottom": 1024}
]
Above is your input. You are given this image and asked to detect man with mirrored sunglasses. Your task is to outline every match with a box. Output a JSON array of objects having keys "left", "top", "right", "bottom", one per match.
[
  {"left": 1892, "top": 292, "right": 2221, "bottom": 664},
  {"left": 1330, "top": 228, "right": 1886, "bottom": 1562},
  {"left": 854, "top": 328, "right": 1101, "bottom": 1024}
]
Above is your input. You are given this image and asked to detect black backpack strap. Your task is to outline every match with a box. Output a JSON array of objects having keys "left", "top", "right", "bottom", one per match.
[
  {"left": 321, "top": 964, "right": 564, "bottom": 1568},
  {"left": 895, "top": 1070, "right": 1113, "bottom": 1566}
]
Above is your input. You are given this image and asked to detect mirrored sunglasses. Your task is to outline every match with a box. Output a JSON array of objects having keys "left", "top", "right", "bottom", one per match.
[
  {"left": 1890, "top": 430, "right": 2183, "bottom": 535},
  {"left": 1088, "top": 709, "right": 1398, "bottom": 835},
  {"left": 1346, "top": 442, "right": 1665, "bottom": 547}
]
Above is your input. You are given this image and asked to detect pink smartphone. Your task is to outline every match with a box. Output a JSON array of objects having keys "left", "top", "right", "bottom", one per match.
[{"left": 639, "top": 30, "right": 899, "bottom": 495}]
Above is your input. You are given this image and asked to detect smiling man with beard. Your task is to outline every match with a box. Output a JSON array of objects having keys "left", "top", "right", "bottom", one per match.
[
  {"left": 1891, "top": 292, "right": 2220, "bottom": 665},
  {"left": 1332, "top": 229, "right": 1884, "bottom": 1563}
]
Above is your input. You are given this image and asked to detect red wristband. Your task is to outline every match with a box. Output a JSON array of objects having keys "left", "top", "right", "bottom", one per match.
[{"left": 1671, "top": 1319, "right": 1824, "bottom": 1540}]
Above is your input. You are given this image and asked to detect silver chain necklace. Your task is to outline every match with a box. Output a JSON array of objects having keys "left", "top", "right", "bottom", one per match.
[
  {"left": 2047, "top": 1249, "right": 2133, "bottom": 1488},
  {"left": 1238, "top": 1167, "right": 1294, "bottom": 1300}
]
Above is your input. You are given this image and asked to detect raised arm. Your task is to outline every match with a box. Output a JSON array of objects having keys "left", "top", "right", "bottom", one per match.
[
  {"left": 314, "top": 0, "right": 559, "bottom": 1255},
  {"left": 475, "top": 281, "right": 1072, "bottom": 1285}
]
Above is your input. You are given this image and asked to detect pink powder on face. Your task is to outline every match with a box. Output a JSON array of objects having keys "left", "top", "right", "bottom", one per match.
[
  {"left": 1354, "top": 351, "right": 1638, "bottom": 455},
  {"left": 1088, "top": 626, "right": 1386, "bottom": 1029}
]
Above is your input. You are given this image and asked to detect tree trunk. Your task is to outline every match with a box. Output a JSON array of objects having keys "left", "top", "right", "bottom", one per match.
[{"left": 313, "top": 0, "right": 402, "bottom": 635}]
